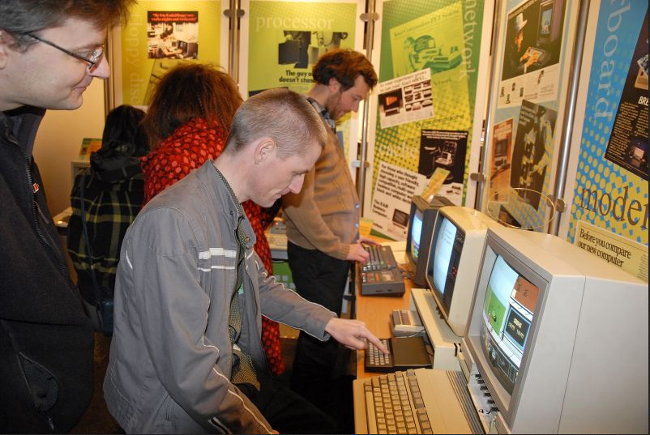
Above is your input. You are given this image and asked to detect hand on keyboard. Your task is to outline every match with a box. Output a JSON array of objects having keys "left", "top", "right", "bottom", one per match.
[
  {"left": 348, "top": 241, "right": 370, "bottom": 263},
  {"left": 325, "top": 318, "right": 390, "bottom": 354}
]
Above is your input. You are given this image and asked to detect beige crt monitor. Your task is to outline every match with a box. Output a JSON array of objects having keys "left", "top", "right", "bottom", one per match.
[
  {"left": 425, "top": 206, "right": 502, "bottom": 336},
  {"left": 411, "top": 206, "right": 500, "bottom": 370},
  {"left": 463, "top": 226, "right": 648, "bottom": 433}
]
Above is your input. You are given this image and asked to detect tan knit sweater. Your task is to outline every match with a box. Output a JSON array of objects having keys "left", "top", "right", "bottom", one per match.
[{"left": 282, "top": 128, "right": 361, "bottom": 260}]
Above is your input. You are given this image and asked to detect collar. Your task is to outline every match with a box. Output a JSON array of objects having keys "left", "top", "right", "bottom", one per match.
[
  {"left": 210, "top": 164, "right": 251, "bottom": 248},
  {"left": 0, "top": 106, "right": 45, "bottom": 157},
  {"left": 306, "top": 97, "right": 336, "bottom": 133}
]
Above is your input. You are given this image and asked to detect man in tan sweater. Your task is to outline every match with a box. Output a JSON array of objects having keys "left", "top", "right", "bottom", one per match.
[{"left": 282, "top": 49, "right": 378, "bottom": 426}]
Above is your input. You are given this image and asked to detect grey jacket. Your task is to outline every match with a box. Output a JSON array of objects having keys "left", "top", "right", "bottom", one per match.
[{"left": 104, "top": 161, "right": 336, "bottom": 434}]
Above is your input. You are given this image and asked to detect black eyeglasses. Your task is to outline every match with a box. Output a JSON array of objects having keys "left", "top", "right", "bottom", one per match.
[{"left": 25, "top": 33, "right": 104, "bottom": 72}]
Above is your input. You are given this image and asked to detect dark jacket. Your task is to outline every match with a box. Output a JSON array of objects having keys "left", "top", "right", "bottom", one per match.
[
  {"left": 0, "top": 106, "right": 94, "bottom": 433},
  {"left": 67, "top": 150, "right": 144, "bottom": 304}
]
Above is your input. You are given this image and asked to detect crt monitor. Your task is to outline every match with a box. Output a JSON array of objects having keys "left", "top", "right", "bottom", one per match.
[
  {"left": 425, "top": 206, "right": 499, "bottom": 336},
  {"left": 463, "top": 226, "right": 648, "bottom": 433},
  {"left": 405, "top": 195, "right": 453, "bottom": 287}
]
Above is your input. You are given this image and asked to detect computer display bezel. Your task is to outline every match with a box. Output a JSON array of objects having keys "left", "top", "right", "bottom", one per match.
[
  {"left": 424, "top": 206, "right": 496, "bottom": 337},
  {"left": 465, "top": 226, "right": 647, "bottom": 433},
  {"left": 464, "top": 237, "right": 549, "bottom": 419},
  {"left": 405, "top": 195, "right": 451, "bottom": 287},
  {"left": 426, "top": 212, "right": 464, "bottom": 317}
]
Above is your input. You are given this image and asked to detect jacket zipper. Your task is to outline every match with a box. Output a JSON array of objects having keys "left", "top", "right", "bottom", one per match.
[
  {"left": 9, "top": 131, "right": 70, "bottom": 279},
  {"left": 244, "top": 254, "right": 272, "bottom": 376}
]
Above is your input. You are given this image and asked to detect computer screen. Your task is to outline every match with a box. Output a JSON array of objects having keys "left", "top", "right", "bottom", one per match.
[
  {"left": 479, "top": 254, "right": 539, "bottom": 395},
  {"left": 409, "top": 209, "right": 423, "bottom": 262},
  {"left": 463, "top": 226, "right": 648, "bottom": 433},
  {"left": 405, "top": 195, "right": 454, "bottom": 287},
  {"left": 425, "top": 206, "right": 499, "bottom": 336}
]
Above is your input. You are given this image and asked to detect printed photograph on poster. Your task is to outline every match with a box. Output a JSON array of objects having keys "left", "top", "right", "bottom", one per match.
[
  {"left": 498, "top": 0, "right": 566, "bottom": 108},
  {"left": 498, "top": 63, "right": 560, "bottom": 107},
  {"left": 147, "top": 11, "right": 198, "bottom": 59},
  {"left": 389, "top": 3, "right": 465, "bottom": 77},
  {"left": 369, "top": 162, "right": 427, "bottom": 240},
  {"left": 278, "top": 31, "right": 348, "bottom": 69},
  {"left": 117, "top": 1, "right": 220, "bottom": 107},
  {"left": 420, "top": 167, "right": 451, "bottom": 201},
  {"left": 604, "top": 12, "right": 648, "bottom": 181},
  {"left": 418, "top": 129, "right": 467, "bottom": 205},
  {"left": 377, "top": 70, "right": 433, "bottom": 129},
  {"left": 489, "top": 118, "right": 514, "bottom": 202},
  {"left": 510, "top": 100, "right": 556, "bottom": 209}
]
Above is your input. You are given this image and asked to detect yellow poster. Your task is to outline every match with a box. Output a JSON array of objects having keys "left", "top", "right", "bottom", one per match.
[{"left": 119, "top": 0, "right": 221, "bottom": 107}]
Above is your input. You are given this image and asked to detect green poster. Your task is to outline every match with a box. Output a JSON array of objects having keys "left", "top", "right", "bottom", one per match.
[
  {"left": 247, "top": 0, "right": 359, "bottom": 156},
  {"left": 372, "top": 0, "right": 485, "bottom": 206},
  {"left": 119, "top": 0, "right": 221, "bottom": 107},
  {"left": 247, "top": 1, "right": 357, "bottom": 95}
]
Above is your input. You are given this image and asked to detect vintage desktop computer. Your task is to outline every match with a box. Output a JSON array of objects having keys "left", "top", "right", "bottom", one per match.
[
  {"left": 354, "top": 225, "right": 648, "bottom": 433},
  {"left": 460, "top": 226, "right": 648, "bottom": 433},
  {"left": 410, "top": 206, "right": 500, "bottom": 370}
]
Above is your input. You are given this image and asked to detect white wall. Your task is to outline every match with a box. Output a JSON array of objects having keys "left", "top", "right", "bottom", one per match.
[{"left": 33, "top": 80, "right": 106, "bottom": 216}]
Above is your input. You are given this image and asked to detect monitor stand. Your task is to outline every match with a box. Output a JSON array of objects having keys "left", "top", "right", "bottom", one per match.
[{"left": 410, "top": 288, "right": 461, "bottom": 371}]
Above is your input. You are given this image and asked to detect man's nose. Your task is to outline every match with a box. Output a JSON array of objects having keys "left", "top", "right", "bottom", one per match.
[{"left": 288, "top": 174, "right": 305, "bottom": 194}]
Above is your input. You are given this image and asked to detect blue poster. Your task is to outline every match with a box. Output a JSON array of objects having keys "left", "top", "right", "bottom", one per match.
[{"left": 568, "top": 1, "right": 648, "bottom": 247}]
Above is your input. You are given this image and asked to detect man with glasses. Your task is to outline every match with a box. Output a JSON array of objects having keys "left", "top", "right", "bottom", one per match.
[{"left": 0, "top": 1, "right": 136, "bottom": 432}]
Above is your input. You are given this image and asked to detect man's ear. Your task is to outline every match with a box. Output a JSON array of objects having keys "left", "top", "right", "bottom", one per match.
[
  {"left": 254, "top": 138, "right": 277, "bottom": 164},
  {"left": 328, "top": 77, "right": 341, "bottom": 94}
]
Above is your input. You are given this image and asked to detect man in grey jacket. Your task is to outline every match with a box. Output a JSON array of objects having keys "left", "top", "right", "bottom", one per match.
[{"left": 104, "top": 88, "right": 388, "bottom": 434}]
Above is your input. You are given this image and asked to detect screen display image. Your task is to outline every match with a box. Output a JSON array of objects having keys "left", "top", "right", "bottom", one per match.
[
  {"left": 410, "top": 209, "right": 424, "bottom": 262},
  {"left": 540, "top": 5, "right": 553, "bottom": 36},
  {"left": 431, "top": 216, "right": 463, "bottom": 313},
  {"left": 432, "top": 217, "right": 455, "bottom": 294},
  {"left": 480, "top": 255, "right": 539, "bottom": 394}
]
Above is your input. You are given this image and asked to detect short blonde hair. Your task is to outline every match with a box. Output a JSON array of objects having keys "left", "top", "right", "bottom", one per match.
[{"left": 226, "top": 88, "right": 327, "bottom": 159}]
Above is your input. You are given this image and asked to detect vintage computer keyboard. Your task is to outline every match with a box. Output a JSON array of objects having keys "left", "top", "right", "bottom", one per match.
[
  {"left": 360, "top": 244, "right": 405, "bottom": 296},
  {"left": 363, "top": 370, "right": 434, "bottom": 434},
  {"left": 364, "top": 336, "right": 431, "bottom": 373},
  {"left": 355, "top": 369, "right": 484, "bottom": 434}
]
